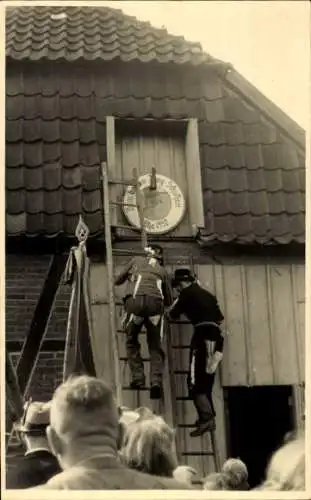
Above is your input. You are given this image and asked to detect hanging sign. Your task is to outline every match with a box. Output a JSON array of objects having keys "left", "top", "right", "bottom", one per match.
[{"left": 122, "top": 174, "right": 186, "bottom": 235}]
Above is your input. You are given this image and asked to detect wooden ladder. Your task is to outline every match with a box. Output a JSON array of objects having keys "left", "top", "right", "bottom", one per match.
[
  {"left": 101, "top": 161, "right": 151, "bottom": 408},
  {"left": 101, "top": 162, "right": 178, "bottom": 432},
  {"left": 165, "top": 254, "right": 221, "bottom": 473}
]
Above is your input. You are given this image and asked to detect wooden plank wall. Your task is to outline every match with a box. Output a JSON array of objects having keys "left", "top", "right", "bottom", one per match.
[
  {"left": 89, "top": 258, "right": 305, "bottom": 480},
  {"left": 114, "top": 132, "right": 192, "bottom": 237},
  {"left": 89, "top": 258, "right": 221, "bottom": 478},
  {"left": 197, "top": 262, "right": 305, "bottom": 387}
]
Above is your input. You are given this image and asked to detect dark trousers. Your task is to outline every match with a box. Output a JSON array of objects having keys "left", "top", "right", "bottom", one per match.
[
  {"left": 187, "top": 325, "right": 222, "bottom": 422},
  {"left": 124, "top": 295, "right": 164, "bottom": 387}
]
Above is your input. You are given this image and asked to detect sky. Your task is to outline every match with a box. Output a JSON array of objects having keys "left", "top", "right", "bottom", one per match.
[{"left": 99, "top": 0, "right": 310, "bottom": 130}]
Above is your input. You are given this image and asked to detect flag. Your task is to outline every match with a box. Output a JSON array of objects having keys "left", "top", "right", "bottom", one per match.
[{"left": 63, "top": 241, "right": 96, "bottom": 381}]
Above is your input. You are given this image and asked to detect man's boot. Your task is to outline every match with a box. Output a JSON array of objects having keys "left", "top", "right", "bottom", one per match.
[
  {"left": 150, "top": 385, "right": 163, "bottom": 400},
  {"left": 190, "top": 393, "right": 216, "bottom": 437},
  {"left": 126, "top": 322, "right": 145, "bottom": 389}
]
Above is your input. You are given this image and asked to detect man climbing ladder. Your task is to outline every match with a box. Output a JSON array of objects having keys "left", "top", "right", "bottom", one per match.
[
  {"left": 115, "top": 244, "right": 173, "bottom": 400},
  {"left": 169, "top": 269, "right": 225, "bottom": 437}
]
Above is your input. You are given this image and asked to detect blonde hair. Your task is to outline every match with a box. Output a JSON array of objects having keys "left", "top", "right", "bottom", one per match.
[
  {"left": 50, "top": 375, "right": 119, "bottom": 442},
  {"left": 260, "top": 434, "right": 305, "bottom": 491},
  {"left": 120, "top": 414, "right": 177, "bottom": 477}
]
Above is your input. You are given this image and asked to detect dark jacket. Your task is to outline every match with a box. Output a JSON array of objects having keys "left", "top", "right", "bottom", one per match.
[
  {"left": 169, "top": 282, "right": 224, "bottom": 326},
  {"left": 115, "top": 256, "right": 173, "bottom": 306},
  {"left": 32, "top": 455, "right": 192, "bottom": 490},
  {"left": 6, "top": 449, "right": 61, "bottom": 489}
]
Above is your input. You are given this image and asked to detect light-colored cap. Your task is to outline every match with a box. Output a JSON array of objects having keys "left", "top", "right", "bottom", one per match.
[{"left": 18, "top": 401, "right": 51, "bottom": 432}]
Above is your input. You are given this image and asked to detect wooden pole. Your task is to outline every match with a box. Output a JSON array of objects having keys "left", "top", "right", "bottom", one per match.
[
  {"left": 101, "top": 161, "right": 122, "bottom": 406},
  {"left": 133, "top": 167, "right": 148, "bottom": 249}
]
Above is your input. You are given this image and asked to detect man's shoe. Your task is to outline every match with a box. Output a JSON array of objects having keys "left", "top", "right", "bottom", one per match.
[
  {"left": 190, "top": 419, "right": 216, "bottom": 437},
  {"left": 150, "top": 385, "right": 163, "bottom": 400}
]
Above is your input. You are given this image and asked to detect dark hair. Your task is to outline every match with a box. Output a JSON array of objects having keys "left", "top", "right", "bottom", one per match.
[{"left": 149, "top": 244, "right": 163, "bottom": 255}]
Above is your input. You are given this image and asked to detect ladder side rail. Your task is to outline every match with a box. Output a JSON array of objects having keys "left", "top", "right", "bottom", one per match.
[
  {"left": 166, "top": 255, "right": 220, "bottom": 472},
  {"left": 162, "top": 318, "right": 180, "bottom": 462},
  {"left": 133, "top": 167, "right": 148, "bottom": 249},
  {"left": 101, "top": 161, "right": 122, "bottom": 406},
  {"left": 189, "top": 255, "right": 220, "bottom": 471}
]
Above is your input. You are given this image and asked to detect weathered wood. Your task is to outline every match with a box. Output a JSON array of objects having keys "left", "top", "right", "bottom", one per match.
[
  {"left": 244, "top": 265, "right": 274, "bottom": 384},
  {"left": 133, "top": 167, "right": 148, "bottom": 248},
  {"left": 292, "top": 383, "right": 305, "bottom": 431},
  {"left": 269, "top": 264, "right": 299, "bottom": 384},
  {"left": 101, "top": 162, "right": 122, "bottom": 405},
  {"left": 16, "top": 254, "right": 67, "bottom": 396},
  {"left": 221, "top": 265, "right": 248, "bottom": 385},
  {"left": 115, "top": 132, "right": 191, "bottom": 238},
  {"left": 185, "top": 118, "right": 205, "bottom": 230},
  {"left": 291, "top": 264, "right": 305, "bottom": 383},
  {"left": 212, "top": 372, "right": 227, "bottom": 467},
  {"left": 106, "top": 116, "right": 119, "bottom": 227},
  {"left": 163, "top": 320, "right": 179, "bottom": 461}
]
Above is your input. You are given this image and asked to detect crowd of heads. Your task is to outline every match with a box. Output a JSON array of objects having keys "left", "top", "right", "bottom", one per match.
[{"left": 7, "top": 374, "right": 306, "bottom": 491}]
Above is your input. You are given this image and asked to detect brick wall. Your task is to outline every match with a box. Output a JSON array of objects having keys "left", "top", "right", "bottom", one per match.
[{"left": 6, "top": 254, "right": 71, "bottom": 400}]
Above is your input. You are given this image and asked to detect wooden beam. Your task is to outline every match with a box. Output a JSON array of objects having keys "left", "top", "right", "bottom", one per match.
[
  {"left": 185, "top": 118, "right": 205, "bottom": 231},
  {"left": 101, "top": 161, "right": 122, "bottom": 406},
  {"left": 106, "top": 116, "right": 119, "bottom": 226},
  {"left": 16, "top": 254, "right": 67, "bottom": 395}
]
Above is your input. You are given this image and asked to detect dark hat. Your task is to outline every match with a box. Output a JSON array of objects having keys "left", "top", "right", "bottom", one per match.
[{"left": 171, "top": 268, "right": 195, "bottom": 287}]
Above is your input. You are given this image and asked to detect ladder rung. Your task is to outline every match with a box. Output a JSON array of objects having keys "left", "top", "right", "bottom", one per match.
[
  {"left": 112, "top": 249, "right": 147, "bottom": 256},
  {"left": 110, "top": 201, "right": 138, "bottom": 208},
  {"left": 181, "top": 452, "right": 216, "bottom": 457},
  {"left": 91, "top": 300, "right": 123, "bottom": 306},
  {"left": 108, "top": 179, "right": 137, "bottom": 186},
  {"left": 122, "top": 386, "right": 150, "bottom": 391},
  {"left": 113, "top": 224, "right": 140, "bottom": 231}
]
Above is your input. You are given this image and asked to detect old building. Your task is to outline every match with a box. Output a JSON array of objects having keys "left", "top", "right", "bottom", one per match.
[{"left": 6, "top": 6, "right": 305, "bottom": 486}]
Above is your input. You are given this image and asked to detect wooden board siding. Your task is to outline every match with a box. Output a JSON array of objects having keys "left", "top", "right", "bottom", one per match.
[
  {"left": 197, "top": 263, "right": 305, "bottom": 386},
  {"left": 88, "top": 258, "right": 305, "bottom": 479},
  {"left": 104, "top": 116, "right": 205, "bottom": 239},
  {"left": 115, "top": 132, "right": 191, "bottom": 238}
]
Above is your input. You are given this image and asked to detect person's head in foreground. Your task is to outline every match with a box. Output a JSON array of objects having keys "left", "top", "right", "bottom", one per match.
[
  {"left": 6, "top": 399, "right": 62, "bottom": 489},
  {"left": 17, "top": 400, "right": 52, "bottom": 452},
  {"left": 221, "top": 458, "right": 249, "bottom": 490},
  {"left": 203, "top": 472, "right": 231, "bottom": 490},
  {"left": 259, "top": 433, "right": 305, "bottom": 491},
  {"left": 117, "top": 406, "right": 154, "bottom": 449},
  {"left": 46, "top": 375, "right": 119, "bottom": 470},
  {"left": 173, "top": 465, "right": 198, "bottom": 485},
  {"left": 120, "top": 412, "right": 178, "bottom": 477}
]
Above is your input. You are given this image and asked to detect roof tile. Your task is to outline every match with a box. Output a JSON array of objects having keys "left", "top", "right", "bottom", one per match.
[
  {"left": 5, "top": 8, "right": 305, "bottom": 244},
  {"left": 6, "top": 6, "right": 217, "bottom": 66}
]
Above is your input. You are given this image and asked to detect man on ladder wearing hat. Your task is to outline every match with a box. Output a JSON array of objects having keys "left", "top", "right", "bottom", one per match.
[
  {"left": 115, "top": 244, "right": 173, "bottom": 400},
  {"left": 169, "top": 269, "right": 225, "bottom": 437}
]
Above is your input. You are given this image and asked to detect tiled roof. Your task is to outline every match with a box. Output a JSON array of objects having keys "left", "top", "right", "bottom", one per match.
[
  {"left": 6, "top": 6, "right": 222, "bottom": 66},
  {"left": 5, "top": 7, "right": 305, "bottom": 245},
  {"left": 6, "top": 61, "right": 305, "bottom": 244}
]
